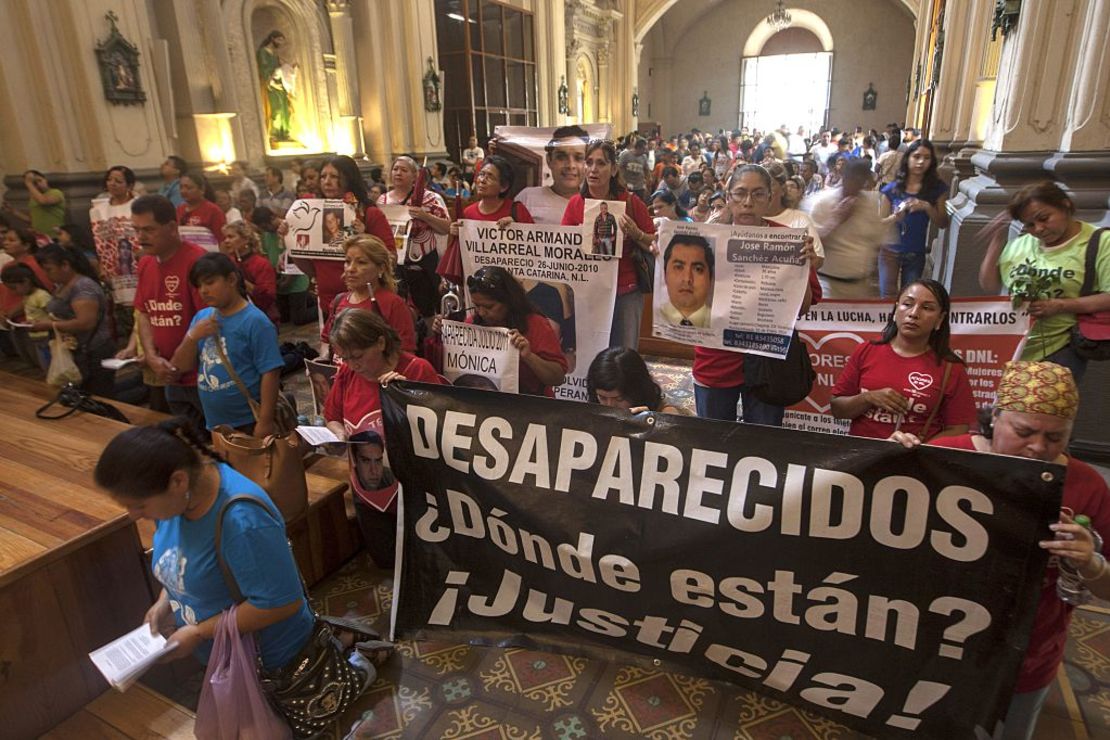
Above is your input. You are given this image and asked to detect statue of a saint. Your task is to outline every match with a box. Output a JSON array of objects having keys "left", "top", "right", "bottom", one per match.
[{"left": 257, "top": 30, "right": 296, "bottom": 145}]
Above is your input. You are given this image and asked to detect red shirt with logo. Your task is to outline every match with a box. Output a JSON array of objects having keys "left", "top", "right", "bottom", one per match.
[
  {"left": 134, "top": 242, "right": 207, "bottom": 386},
  {"left": 931, "top": 434, "right": 1110, "bottom": 692},
  {"left": 324, "top": 353, "right": 441, "bottom": 511},
  {"left": 831, "top": 342, "right": 976, "bottom": 440},
  {"left": 176, "top": 200, "right": 226, "bottom": 239}
]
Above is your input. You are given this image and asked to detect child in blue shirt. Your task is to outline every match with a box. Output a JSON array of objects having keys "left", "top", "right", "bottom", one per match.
[{"left": 171, "top": 252, "right": 284, "bottom": 436}]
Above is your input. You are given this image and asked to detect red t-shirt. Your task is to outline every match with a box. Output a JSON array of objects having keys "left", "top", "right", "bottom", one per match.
[
  {"left": 692, "top": 222, "right": 822, "bottom": 388},
  {"left": 466, "top": 312, "right": 567, "bottom": 396},
  {"left": 324, "top": 353, "right": 441, "bottom": 511},
  {"left": 830, "top": 343, "right": 977, "bottom": 440},
  {"left": 176, "top": 200, "right": 226, "bottom": 238},
  {"left": 134, "top": 242, "right": 207, "bottom": 386},
  {"left": 322, "top": 289, "right": 416, "bottom": 353},
  {"left": 462, "top": 199, "right": 534, "bottom": 224},
  {"left": 930, "top": 434, "right": 1110, "bottom": 692},
  {"left": 314, "top": 202, "right": 397, "bottom": 316},
  {"left": 236, "top": 252, "right": 278, "bottom": 323},
  {"left": 561, "top": 192, "right": 655, "bottom": 295},
  {"left": 0, "top": 255, "right": 53, "bottom": 316}
]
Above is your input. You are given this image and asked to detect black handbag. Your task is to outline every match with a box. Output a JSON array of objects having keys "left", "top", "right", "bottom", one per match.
[
  {"left": 214, "top": 495, "right": 380, "bottom": 739},
  {"left": 35, "top": 382, "right": 130, "bottom": 424},
  {"left": 632, "top": 246, "right": 656, "bottom": 294},
  {"left": 743, "top": 331, "right": 815, "bottom": 407}
]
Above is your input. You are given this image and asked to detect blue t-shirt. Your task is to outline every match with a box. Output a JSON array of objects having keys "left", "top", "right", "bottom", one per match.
[
  {"left": 190, "top": 303, "right": 284, "bottom": 429},
  {"left": 151, "top": 464, "right": 315, "bottom": 670},
  {"left": 881, "top": 180, "right": 947, "bottom": 254}
]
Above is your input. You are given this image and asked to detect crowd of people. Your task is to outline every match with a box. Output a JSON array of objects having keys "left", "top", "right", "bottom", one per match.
[{"left": 0, "top": 118, "right": 1106, "bottom": 739}]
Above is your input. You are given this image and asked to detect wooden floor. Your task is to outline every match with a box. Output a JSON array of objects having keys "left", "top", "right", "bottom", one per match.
[{"left": 41, "top": 685, "right": 195, "bottom": 739}]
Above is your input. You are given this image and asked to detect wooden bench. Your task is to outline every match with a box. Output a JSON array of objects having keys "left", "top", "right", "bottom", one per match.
[{"left": 42, "top": 685, "right": 195, "bottom": 739}]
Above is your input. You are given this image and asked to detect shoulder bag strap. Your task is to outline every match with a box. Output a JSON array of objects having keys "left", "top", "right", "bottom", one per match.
[
  {"left": 214, "top": 494, "right": 308, "bottom": 604},
  {"left": 921, "top": 360, "right": 953, "bottom": 441},
  {"left": 1080, "top": 228, "right": 1107, "bottom": 297},
  {"left": 211, "top": 328, "right": 261, "bottom": 422},
  {"left": 511, "top": 200, "right": 519, "bottom": 222}
]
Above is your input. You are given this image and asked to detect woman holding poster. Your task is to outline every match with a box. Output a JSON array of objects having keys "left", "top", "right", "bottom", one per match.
[
  {"left": 829, "top": 279, "right": 975, "bottom": 441},
  {"left": 693, "top": 165, "right": 821, "bottom": 427},
  {"left": 463, "top": 266, "right": 567, "bottom": 397},
  {"left": 900, "top": 361, "right": 1110, "bottom": 740},
  {"left": 299, "top": 156, "right": 396, "bottom": 317},
  {"left": 324, "top": 309, "right": 441, "bottom": 567},
  {"left": 561, "top": 140, "right": 655, "bottom": 350},
  {"left": 459, "top": 155, "right": 535, "bottom": 227},
  {"left": 379, "top": 156, "right": 450, "bottom": 317}
]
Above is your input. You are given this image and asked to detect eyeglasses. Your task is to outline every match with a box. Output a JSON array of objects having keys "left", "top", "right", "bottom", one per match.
[
  {"left": 466, "top": 270, "right": 505, "bottom": 293},
  {"left": 729, "top": 189, "right": 770, "bottom": 203}
]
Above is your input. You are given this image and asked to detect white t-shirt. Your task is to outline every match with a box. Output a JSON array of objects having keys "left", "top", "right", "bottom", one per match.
[
  {"left": 516, "top": 186, "right": 572, "bottom": 225},
  {"left": 768, "top": 207, "right": 825, "bottom": 258}
]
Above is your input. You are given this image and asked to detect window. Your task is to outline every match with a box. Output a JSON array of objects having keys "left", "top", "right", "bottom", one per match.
[{"left": 435, "top": 0, "right": 537, "bottom": 164}]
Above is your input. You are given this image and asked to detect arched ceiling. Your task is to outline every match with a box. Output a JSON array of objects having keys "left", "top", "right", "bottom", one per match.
[{"left": 634, "top": 0, "right": 917, "bottom": 44}]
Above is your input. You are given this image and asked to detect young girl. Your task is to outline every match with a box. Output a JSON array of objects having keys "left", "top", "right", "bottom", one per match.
[
  {"left": 219, "top": 220, "right": 279, "bottom": 324},
  {"left": 253, "top": 206, "right": 313, "bottom": 325},
  {"left": 170, "top": 253, "right": 284, "bottom": 437},
  {"left": 0, "top": 263, "right": 51, "bottom": 368},
  {"left": 322, "top": 235, "right": 416, "bottom": 354}
]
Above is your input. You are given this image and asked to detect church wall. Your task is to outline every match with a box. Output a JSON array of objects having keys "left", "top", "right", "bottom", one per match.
[
  {"left": 0, "top": 0, "right": 172, "bottom": 179},
  {"left": 644, "top": 0, "right": 915, "bottom": 135}
]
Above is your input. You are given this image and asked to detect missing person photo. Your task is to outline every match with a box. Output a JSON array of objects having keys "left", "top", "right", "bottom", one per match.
[
  {"left": 659, "top": 233, "right": 714, "bottom": 328},
  {"left": 583, "top": 199, "right": 625, "bottom": 257}
]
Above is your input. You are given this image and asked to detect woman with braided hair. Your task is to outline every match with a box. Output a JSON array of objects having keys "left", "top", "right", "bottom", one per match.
[{"left": 95, "top": 418, "right": 382, "bottom": 737}]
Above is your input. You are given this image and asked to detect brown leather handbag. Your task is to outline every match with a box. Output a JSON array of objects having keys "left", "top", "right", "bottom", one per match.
[{"left": 209, "top": 336, "right": 307, "bottom": 522}]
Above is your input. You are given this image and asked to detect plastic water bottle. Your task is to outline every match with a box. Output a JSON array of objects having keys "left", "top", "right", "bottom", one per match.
[{"left": 1057, "top": 514, "right": 1092, "bottom": 606}]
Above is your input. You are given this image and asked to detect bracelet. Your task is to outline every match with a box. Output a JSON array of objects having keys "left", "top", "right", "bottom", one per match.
[{"left": 1080, "top": 552, "right": 1107, "bottom": 582}]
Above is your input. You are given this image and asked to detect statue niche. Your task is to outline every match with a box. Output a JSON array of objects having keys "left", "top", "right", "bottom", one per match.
[{"left": 256, "top": 27, "right": 300, "bottom": 148}]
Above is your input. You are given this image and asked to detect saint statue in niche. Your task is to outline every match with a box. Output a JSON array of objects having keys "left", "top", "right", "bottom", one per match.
[{"left": 257, "top": 30, "right": 298, "bottom": 146}]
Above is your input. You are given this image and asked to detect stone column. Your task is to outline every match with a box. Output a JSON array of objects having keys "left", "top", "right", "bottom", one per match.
[
  {"left": 1046, "top": 0, "right": 1110, "bottom": 214},
  {"left": 327, "top": 0, "right": 364, "bottom": 156}
]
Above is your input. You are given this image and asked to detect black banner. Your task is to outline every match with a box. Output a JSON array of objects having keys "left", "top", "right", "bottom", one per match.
[{"left": 382, "top": 383, "right": 1064, "bottom": 738}]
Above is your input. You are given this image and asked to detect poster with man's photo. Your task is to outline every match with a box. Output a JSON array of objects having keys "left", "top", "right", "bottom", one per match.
[
  {"left": 378, "top": 203, "right": 412, "bottom": 264},
  {"left": 284, "top": 198, "right": 359, "bottom": 260},
  {"left": 582, "top": 199, "right": 625, "bottom": 257},
  {"left": 90, "top": 198, "right": 139, "bottom": 304},
  {"left": 459, "top": 220, "right": 617, "bottom": 401},
  {"left": 493, "top": 123, "right": 612, "bottom": 188},
  {"left": 440, "top": 319, "right": 519, "bottom": 393},
  {"left": 305, "top": 358, "right": 338, "bottom": 420},
  {"left": 652, "top": 220, "right": 809, "bottom": 359}
]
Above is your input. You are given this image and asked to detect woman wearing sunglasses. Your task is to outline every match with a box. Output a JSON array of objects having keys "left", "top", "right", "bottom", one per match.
[{"left": 463, "top": 265, "right": 567, "bottom": 397}]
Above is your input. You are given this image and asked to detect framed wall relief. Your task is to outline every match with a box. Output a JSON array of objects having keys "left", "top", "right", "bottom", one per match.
[
  {"left": 698, "top": 91, "right": 711, "bottom": 117},
  {"left": 863, "top": 83, "right": 877, "bottom": 110},
  {"left": 95, "top": 11, "right": 146, "bottom": 106}
]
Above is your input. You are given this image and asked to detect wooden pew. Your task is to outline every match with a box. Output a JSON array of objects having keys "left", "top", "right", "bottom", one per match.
[{"left": 42, "top": 685, "right": 195, "bottom": 739}]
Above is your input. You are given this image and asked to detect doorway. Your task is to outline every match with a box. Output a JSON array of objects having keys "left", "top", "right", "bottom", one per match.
[{"left": 740, "top": 51, "right": 832, "bottom": 134}]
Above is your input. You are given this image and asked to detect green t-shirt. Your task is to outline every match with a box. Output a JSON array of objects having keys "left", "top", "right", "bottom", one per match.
[
  {"left": 999, "top": 222, "right": 1110, "bottom": 359},
  {"left": 30, "top": 189, "right": 66, "bottom": 236}
]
